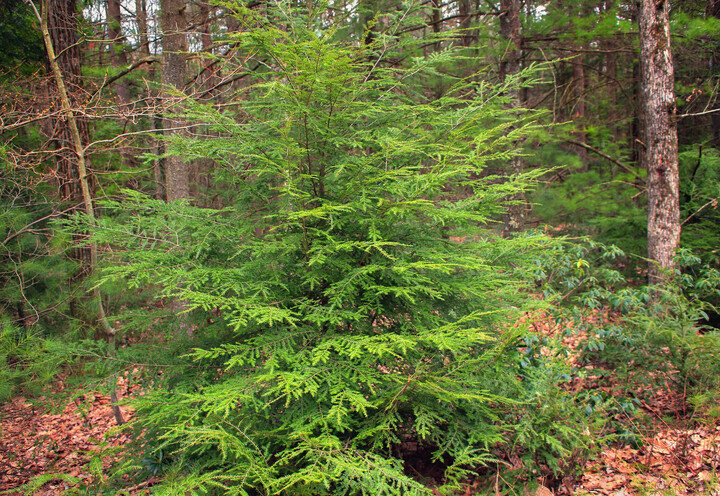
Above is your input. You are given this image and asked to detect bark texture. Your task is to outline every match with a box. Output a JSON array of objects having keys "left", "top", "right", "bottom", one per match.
[
  {"left": 499, "top": 0, "right": 525, "bottom": 237},
  {"left": 638, "top": 0, "right": 680, "bottom": 283},
  {"left": 160, "top": 0, "right": 190, "bottom": 201},
  {"left": 48, "top": 0, "right": 89, "bottom": 207}
]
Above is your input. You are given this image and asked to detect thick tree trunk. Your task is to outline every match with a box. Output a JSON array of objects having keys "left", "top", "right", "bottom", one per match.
[
  {"left": 107, "top": 0, "right": 134, "bottom": 172},
  {"left": 160, "top": 0, "right": 190, "bottom": 201},
  {"left": 499, "top": 0, "right": 525, "bottom": 237},
  {"left": 638, "top": 0, "right": 680, "bottom": 283}
]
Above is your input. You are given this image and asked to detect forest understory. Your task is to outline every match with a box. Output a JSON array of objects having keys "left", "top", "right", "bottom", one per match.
[
  {"left": 2, "top": 307, "right": 719, "bottom": 496},
  {"left": 2, "top": 0, "right": 719, "bottom": 494}
]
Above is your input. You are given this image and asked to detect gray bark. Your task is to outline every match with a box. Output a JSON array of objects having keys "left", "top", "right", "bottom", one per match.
[{"left": 160, "top": 0, "right": 190, "bottom": 201}]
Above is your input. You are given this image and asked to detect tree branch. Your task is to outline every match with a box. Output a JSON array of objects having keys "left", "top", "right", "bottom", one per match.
[{"left": 565, "top": 139, "right": 642, "bottom": 183}]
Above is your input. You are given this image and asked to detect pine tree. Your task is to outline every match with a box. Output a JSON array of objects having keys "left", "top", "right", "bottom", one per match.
[{"left": 638, "top": 0, "right": 680, "bottom": 283}]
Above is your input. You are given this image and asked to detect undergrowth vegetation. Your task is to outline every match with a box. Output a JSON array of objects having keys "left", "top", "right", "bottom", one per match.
[
  {"left": 1, "top": 2, "right": 719, "bottom": 495},
  {"left": 539, "top": 240, "right": 720, "bottom": 419}
]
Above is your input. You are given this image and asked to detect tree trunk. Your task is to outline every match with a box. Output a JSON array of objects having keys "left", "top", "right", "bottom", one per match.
[
  {"left": 136, "top": 0, "right": 152, "bottom": 59},
  {"left": 160, "top": 0, "right": 190, "bottom": 201},
  {"left": 32, "top": 0, "right": 125, "bottom": 426},
  {"left": 708, "top": 0, "right": 720, "bottom": 148},
  {"left": 107, "top": 0, "right": 130, "bottom": 104},
  {"left": 458, "top": 0, "right": 473, "bottom": 47},
  {"left": 638, "top": 0, "right": 680, "bottom": 283},
  {"left": 499, "top": 0, "right": 525, "bottom": 237},
  {"left": 572, "top": 52, "right": 587, "bottom": 163},
  {"left": 48, "top": 0, "right": 86, "bottom": 211},
  {"left": 107, "top": 0, "right": 134, "bottom": 171}
]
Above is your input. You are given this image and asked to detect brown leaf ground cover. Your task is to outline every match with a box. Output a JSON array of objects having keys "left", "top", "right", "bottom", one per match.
[
  {"left": 1, "top": 313, "right": 719, "bottom": 495},
  {"left": 522, "top": 310, "right": 720, "bottom": 495},
  {"left": 0, "top": 376, "right": 141, "bottom": 495}
]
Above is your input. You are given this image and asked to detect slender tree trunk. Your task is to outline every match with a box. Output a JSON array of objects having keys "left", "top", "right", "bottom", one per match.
[
  {"left": 603, "top": 42, "right": 618, "bottom": 146},
  {"left": 430, "top": 0, "right": 442, "bottom": 51},
  {"left": 631, "top": 56, "right": 645, "bottom": 165},
  {"left": 136, "top": 0, "right": 152, "bottom": 59},
  {"left": 499, "top": 0, "right": 525, "bottom": 237},
  {"left": 638, "top": 0, "right": 680, "bottom": 283},
  {"left": 572, "top": 52, "right": 588, "bottom": 163},
  {"left": 160, "top": 0, "right": 190, "bottom": 201},
  {"left": 135, "top": 0, "right": 164, "bottom": 199},
  {"left": 32, "top": 0, "right": 125, "bottom": 425},
  {"left": 708, "top": 0, "right": 720, "bottom": 148},
  {"left": 107, "top": 0, "right": 130, "bottom": 104},
  {"left": 458, "top": 0, "right": 473, "bottom": 46}
]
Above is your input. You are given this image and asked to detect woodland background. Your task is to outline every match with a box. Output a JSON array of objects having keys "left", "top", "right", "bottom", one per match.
[{"left": 1, "top": 0, "right": 720, "bottom": 493}]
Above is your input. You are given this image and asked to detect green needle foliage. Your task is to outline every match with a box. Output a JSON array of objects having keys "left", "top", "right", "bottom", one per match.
[{"left": 90, "top": 2, "right": 563, "bottom": 493}]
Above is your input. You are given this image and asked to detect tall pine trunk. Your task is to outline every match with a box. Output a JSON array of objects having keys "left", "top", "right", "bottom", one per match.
[
  {"left": 160, "top": 0, "right": 189, "bottom": 201},
  {"left": 638, "top": 0, "right": 680, "bottom": 283}
]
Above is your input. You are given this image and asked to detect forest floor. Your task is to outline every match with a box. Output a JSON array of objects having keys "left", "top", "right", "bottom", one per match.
[
  {"left": 1, "top": 315, "right": 719, "bottom": 495},
  {"left": 523, "top": 312, "right": 720, "bottom": 495}
]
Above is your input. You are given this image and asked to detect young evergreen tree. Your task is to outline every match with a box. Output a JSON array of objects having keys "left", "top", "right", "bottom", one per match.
[{"left": 93, "top": 3, "right": 561, "bottom": 493}]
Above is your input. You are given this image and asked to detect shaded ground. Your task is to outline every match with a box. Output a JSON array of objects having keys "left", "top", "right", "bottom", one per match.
[{"left": 0, "top": 376, "right": 140, "bottom": 495}]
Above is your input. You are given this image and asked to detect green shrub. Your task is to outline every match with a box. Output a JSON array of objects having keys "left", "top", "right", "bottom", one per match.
[{"left": 0, "top": 320, "right": 61, "bottom": 401}]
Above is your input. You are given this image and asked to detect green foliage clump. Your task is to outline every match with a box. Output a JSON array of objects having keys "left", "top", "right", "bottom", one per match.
[
  {"left": 0, "top": 320, "right": 61, "bottom": 401},
  {"left": 85, "top": 4, "right": 601, "bottom": 494},
  {"left": 531, "top": 168, "right": 647, "bottom": 258},
  {"left": 539, "top": 240, "right": 720, "bottom": 399},
  {"left": 680, "top": 146, "right": 720, "bottom": 267},
  {"left": 0, "top": 0, "right": 44, "bottom": 76}
]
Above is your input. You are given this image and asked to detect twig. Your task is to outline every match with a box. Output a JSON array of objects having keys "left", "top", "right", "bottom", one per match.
[
  {"left": 681, "top": 197, "right": 719, "bottom": 226},
  {"left": 565, "top": 139, "right": 642, "bottom": 181},
  {"left": 2, "top": 204, "right": 82, "bottom": 246}
]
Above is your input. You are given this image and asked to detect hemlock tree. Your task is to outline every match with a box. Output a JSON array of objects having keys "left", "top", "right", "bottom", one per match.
[
  {"left": 638, "top": 0, "right": 680, "bottom": 283},
  {"left": 93, "top": 4, "right": 564, "bottom": 494}
]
